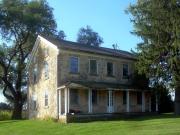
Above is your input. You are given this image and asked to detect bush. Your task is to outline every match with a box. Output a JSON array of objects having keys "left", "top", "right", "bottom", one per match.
[{"left": 0, "top": 110, "right": 12, "bottom": 121}]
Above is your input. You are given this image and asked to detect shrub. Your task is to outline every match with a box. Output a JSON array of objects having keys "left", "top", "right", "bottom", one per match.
[{"left": 0, "top": 110, "right": 12, "bottom": 121}]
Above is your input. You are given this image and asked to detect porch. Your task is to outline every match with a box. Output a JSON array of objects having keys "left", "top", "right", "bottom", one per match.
[{"left": 57, "top": 82, "right": 153, "bottom": 123}]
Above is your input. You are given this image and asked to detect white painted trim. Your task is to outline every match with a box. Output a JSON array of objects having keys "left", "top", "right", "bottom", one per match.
[
  {"left": 149, "top": 96, "right": 151, "bottom": 112},
  {"left": 156, "top": 95, "right": 158, "bottom": 112},
  {"left": 58, "top": 90, "right": 62, "bottom": 116},
  {"left": 142, "top": 91, "right": 145, "bottom": 112},
  {"left": 67, "top": 88, "right": 70, "bottom": 113},
  {"left": 57, "top": 85, "right": 66, "bottom": 90},
  {"left": 107, "top": 90, "right": 114, "bottom": 113},
  {"left": 88, "top": 89, "right": 92, "bottom": 113},
  {"left": 26, "top": 35, "right": 59, "bottom": 70},
  {"left": 126, "top": 91, "right": 130, "bottom": 112},
  {"left": 64, "top": 88, "right": 68, "bottom": 115},
  {"left": 39, "top": 35, "right": 59, "bottom": 51}
]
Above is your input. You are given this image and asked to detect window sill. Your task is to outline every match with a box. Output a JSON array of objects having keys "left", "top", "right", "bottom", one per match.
[
  {"left": 44, "top": 106, "right": 49, "bottom": 109},
  {"left": 107, "top": 75, "right": 115, "bottom": 78},
  {"left": 69, "top": 72, "right": 80, "bottom": 75},
  {"left": 122, "top": 76, "right": 129, "bottom": 79},
  {"left": 89, "top": 74, "right": 98, "bottom": 76}
]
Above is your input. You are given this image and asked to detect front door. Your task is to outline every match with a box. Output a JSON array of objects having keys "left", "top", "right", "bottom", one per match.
[{"left": 107, "top": 90, "right": 114, "bottom": 113}]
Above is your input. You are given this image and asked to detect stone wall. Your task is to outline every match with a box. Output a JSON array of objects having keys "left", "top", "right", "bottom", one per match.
[
  {"left": 57, "top": 50, "right": 135, "bottom": 87},
  {"left": 28, "top": 39, "right": 58, "bottom": 119}
]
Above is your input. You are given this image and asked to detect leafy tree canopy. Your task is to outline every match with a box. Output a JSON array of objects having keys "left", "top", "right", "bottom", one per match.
[
  {"left": 77, "top": 25, "right": 103, "bottom": 47},
  {"left": 0, "top": 0, "right": 57, "bottom": 119},
  {"left": 127, "top": 0, "right": 180, "bottom": 114}
]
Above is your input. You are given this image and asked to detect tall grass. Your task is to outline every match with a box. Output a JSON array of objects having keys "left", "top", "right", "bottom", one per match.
[{"left": 0, "top": 110, "right": 12, "bottom": 121}]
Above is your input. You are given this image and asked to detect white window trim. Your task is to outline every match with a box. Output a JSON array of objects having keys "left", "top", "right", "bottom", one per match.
[
  {"left": 89, "top": 59, "right": 98, "bottom": 75},
  {"left": 69, "top": 56, "right": 79, "bottom": 73},
  {"left": 44, "top": 61, "right": 49, "bottom": 80},
  {"left": 122, "top": 63, "right": 129, "bottom": 79},
  {"left": 107, "top": 62, "right": 114, "bottom": 76},
  {"left": 44, "top": 90, "right": 49, "bottom": 108}
]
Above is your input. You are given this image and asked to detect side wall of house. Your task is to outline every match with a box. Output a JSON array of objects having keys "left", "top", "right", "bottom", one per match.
[{"left": 28, "top": 39, "right": 58, "bottom": 119}]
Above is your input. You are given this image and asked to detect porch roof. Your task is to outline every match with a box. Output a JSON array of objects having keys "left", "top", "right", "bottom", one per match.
[{"left": 57, "top": 81, "right": 150, "bottom": 91}]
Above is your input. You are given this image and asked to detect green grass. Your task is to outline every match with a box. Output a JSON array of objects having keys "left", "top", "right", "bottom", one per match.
[{"left": 0, "top": 114, "right": 180, "bottom": 135}]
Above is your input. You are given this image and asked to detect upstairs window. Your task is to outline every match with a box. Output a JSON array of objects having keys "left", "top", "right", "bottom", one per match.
[
  {"left": 44, "top": 91, "right": 49, "bottom": 107},
  {"left": 70, "top": 56, "right": 79, "bottom": 73},
  {"left": 123, "top": 91, "right": 126, "bottom": 104},
  {"left": 123, "top": 64, "right": 129, "bottom": 78},
  {"left": 32, "top": 95, "right": 37, "bottom": 110},
  {"left": 137, "top": 92, "right": 142, "bottom": 105},
  {"left": 33, "top": 64, "right": 38, "bottom": 83},
  {"left": 44, "top": 47, "right": 49, "bottom": 57},
  {"left": 44, "top": 61, "right": 49, "bottom": 79},
  {"left": 107, "top": 62, "right": 114, "bottom": 76},
  {"left": 92, "top": 90, "right": 98, "bottom": 105},
  {"left": 89, "top": 60, "right": 97, "bottom": 75},
  {"left": 70, "top": 89, "right": 79, "bottom": 105}
]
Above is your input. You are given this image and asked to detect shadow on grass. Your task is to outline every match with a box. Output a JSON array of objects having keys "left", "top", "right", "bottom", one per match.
[{"left": 70, "top": 113, "right": 180, "bottom": 123}]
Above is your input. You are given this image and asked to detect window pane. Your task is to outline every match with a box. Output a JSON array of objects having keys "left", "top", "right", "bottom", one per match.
[
  {"left": 45, "top": 93, "right": 48, "bottom": 106},
  {"left": 92, "top": 90, "right": 97, "bottom": 105},
  {"left": 44, "top": 62, "right": 49, "bottom": 79},
  {"left": 107, "top": 62, "right": 113, "bottom": 76},
  {"left": 137, "top": 92, "right": 142, "bottom": 105},
  {"left": 90, "top": 60, "right": 97, "bottom": 75},
  {"left": 70, "top": 89, "right": 79, "bottom": 104},
  {"left": 123, "top": 64, "right": 128, "bottom": 78},
  {"left": 123, "top": 91, "right": 126, "bottom": 104},
  {"left": 70, "top": 57, "right": 78, "bottom": 73}
]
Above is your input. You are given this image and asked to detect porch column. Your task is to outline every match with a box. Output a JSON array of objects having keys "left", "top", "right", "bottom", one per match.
[
  {"left": 88, "top": 89, "right": 92, "bottom": 113},
  {"left": 149, "top": 96, "right": 151, "bottom": 112},
  {"left": 142, "top": 91, "right": 145, "bottom": 112},
  {"left": 126, "top": 91, "right": 130, "bottom": 112},
  {"left": 58, "top": 89, "right": 61, "bottom": 116},
  {"left": 156, "top": 94, "right": 158, "bottom": 112},
  {"left": 64, "top": 88, "right": 69, "bottom": 115}
]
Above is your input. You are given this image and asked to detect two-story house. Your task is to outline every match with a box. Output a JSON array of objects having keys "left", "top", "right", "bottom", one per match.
[{"left": 27, "top": 35, "right": 152, "bottom": 123}]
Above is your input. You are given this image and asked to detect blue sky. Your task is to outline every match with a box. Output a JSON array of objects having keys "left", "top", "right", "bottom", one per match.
[{"left": 0, "top": 0, "right": 139, "bottom": 102}]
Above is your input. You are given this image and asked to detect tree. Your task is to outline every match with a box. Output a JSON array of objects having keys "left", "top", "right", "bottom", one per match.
[
  {"left": 127, "top": 0, "right": 180, "bottom": 114},
  {"left": 0, "top": 0, "right": 57, "bottom": 119},
  {"left": 77, "top": 25, "right": 103, "bottom": 47},
  {"left": 56, "top": 30, "right": 66, "bottom": 40}
]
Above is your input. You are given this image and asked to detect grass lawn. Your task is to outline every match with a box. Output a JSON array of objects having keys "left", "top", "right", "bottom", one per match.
[{"left": 0, "top": 114, "right": 180, "bottom": 135}]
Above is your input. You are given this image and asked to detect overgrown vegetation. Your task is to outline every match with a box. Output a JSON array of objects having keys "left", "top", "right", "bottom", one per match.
[{"left": 0, "top": 110, "right": 12, "bottom": 121}]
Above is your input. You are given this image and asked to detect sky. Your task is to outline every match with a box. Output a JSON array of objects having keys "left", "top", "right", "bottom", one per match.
[{"left": 0, "top": 0, "right": 139, "bottom": 102}]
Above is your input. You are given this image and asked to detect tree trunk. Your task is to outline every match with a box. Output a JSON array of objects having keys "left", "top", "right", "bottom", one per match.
[
  {"left": 12, "top": 101, "right": 23, "bottom": 119},
  {"left": 175, "top": 87, "right": 180, "bottom": 115}
]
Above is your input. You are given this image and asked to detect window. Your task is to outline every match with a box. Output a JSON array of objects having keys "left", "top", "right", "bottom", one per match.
[
  {"left": 44, "top": 47, "right": 49, "bottom": 57},
  {"left": 137, "top": 92, "right": 142, "bottom": 105},
  {"left": 44, "top": 61, "right": 49, "bottom": 79},
  {"left": 123, "top": 91, "right": 126, "bottom": 104},
  {"left": 70, "top": 56, "right": 79, "bottom": 73},
  {"left": 89, "top": 60, "right": 97, "bottom": 75},
  {"left": 70, "top": 89, "right": 79, "bottom": 104},
  {"left": 44, "top": 91, "right": 48, "bottom": 107},
  {"left": 33, "top": 64, "right": 38, "bottom": 83},
  {"left": 123, "top": 64, "right": 129, "bottom": 78},
  {"left": 107, "top": 62, "right": 113, "bottom": 76},
  {"left": 32, "top": 95, "right": 37, "bottom": 110},
  {"left": 92, "top": 90, "right": 98, "bottom": 105}
]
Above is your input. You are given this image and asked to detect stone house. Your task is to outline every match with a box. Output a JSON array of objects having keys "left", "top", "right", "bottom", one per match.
[{"left": 27, "top": 35, "right": 152, "bottom": 123}]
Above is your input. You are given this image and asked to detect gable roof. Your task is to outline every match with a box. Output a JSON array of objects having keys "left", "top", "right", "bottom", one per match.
[{"left": 41, "top": 35, "right": 136, "bottom": 60}]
